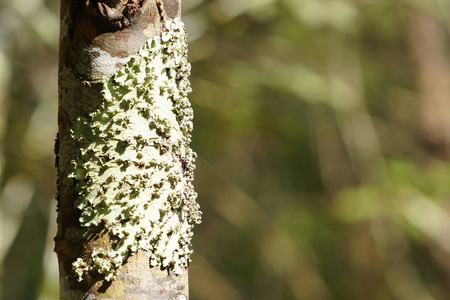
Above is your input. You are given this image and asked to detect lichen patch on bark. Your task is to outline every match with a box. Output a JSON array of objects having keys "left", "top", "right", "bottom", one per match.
[{"left": 67, "top": 19, "right": 201, "bottom": 282}]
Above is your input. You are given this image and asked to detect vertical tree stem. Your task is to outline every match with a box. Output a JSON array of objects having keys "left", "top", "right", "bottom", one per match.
[{"left": 55, "top": 1, "right": 200, "bottom": 298}]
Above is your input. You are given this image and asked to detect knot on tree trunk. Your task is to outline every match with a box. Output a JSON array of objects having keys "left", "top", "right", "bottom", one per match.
[{"left": 85, "top": 0, "right": 146, "bottom": 30}]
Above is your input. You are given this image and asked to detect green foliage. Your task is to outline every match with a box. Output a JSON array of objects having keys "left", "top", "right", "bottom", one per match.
[{"left": 2, "top": 0, "right": 450, "bottom": 299}]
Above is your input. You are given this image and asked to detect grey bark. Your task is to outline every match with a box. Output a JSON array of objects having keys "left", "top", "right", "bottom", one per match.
[{"left": 55, "top": 0, "right": 192, "bottom": 298}]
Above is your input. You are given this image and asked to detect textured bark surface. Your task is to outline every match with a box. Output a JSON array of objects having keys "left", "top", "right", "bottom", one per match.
[
  {"left": 59, "top": 252, "right": 188, "bottom": 299},
  {"left": 55, "top": 0, "right": 192, "bottom": 298}
]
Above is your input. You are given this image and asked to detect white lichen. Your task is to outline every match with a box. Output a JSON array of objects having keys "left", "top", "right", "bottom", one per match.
[{"left": 68, "top": 19, "right": 201, "bottom": 281}]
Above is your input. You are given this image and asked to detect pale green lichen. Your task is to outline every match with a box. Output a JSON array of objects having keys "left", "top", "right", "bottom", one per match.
[{"left": 67, "top": 19, "right": 201, "bottom": 281}]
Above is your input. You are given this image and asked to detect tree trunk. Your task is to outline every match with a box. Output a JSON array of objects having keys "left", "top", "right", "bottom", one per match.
[
  {"left": 405, "top": 7, "right": 450, "bottom": 159},
  {"left": 55, "top": 0, "right": 201, "bottom": 298}
]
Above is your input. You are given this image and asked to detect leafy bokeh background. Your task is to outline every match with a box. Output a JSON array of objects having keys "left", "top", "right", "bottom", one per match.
[{"left": 2, "top": 0, "right": 450, "bottom": 299}]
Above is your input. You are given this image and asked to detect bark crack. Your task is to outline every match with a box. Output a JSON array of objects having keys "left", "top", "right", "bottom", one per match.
[{"left": 156, "top": 0, "right": 166, "bottom": 25}]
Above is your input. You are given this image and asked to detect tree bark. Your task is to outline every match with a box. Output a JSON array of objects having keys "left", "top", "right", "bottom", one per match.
[
  {"left": 55, "top": 0, "right": 200, "bottom": 298},
  {"left": 405, "top": 7, "right": 450, "bottom": 159}
]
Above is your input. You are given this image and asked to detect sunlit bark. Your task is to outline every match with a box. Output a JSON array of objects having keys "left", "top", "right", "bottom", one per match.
[{"left": 55, "top": 1, "right": 200, "bottom": 298}]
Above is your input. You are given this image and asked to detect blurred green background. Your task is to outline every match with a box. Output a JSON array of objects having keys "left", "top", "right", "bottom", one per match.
[{"left": 2, "top": 0, "right": 450, "bottom": 299}]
